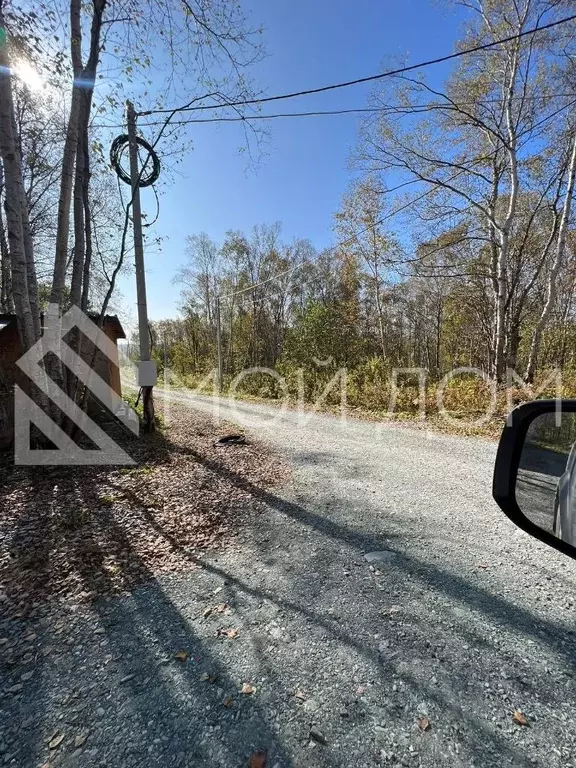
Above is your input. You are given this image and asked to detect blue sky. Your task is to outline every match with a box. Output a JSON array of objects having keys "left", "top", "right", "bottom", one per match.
[{"left": 117, "top": 0, "right": 470, "bottom": 326}]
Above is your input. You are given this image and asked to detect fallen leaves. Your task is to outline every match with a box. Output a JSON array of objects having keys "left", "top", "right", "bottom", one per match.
[
  {"left": 222, "top": 696, "right": 233, "bottom": 708},
  {"left": 204, "top": 603, "right": 229, "bottom": 619},
  {"left": 74, "top": 731, "right": 89, "bottom": 748},
  {"left": 248, "top": 752, "right": 267, "bottom": 768},
  {"left": 0, "top": 403, "right": 288, "bottom": 609},
  {"left": 47, "top": 731, "right": 65, "bottom": 750},
  {"left": 241, "top": 682, "right": 256, "bottom": 695},
  {"left": 417, "top": 716, "right": 431, "bottom": 731},
  {"left": 174, "top": 650, "right": 190, "bottom": 662},
  {"left": 293, "top": 689, "right": 307, "bottom": 701},
  {"left": 217, "top": 627, "right": 239, "bottom": 640},
  {"left": 512, "top": 710, "right": 529, "bottom": 726}
]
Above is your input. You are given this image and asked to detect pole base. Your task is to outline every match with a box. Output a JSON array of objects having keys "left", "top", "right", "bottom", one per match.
[{"left": 141, "top": 386, "right": 155, "bottom": 433}]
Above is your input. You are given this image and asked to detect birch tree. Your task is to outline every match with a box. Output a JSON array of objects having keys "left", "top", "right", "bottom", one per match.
[
  {"left": 525, "top": 128, "right": 576, "bottom": 381},
  {"left": 335, "top": 178, "right": 402, "bottom": 366},
  {"left": 355, "top": 0, "right": 576, "bottom": 380},
  {"left": 0, "top": 3, "right": 39, "bottom": 349}
]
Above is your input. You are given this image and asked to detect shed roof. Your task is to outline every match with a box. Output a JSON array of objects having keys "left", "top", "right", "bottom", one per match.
[{"left": 0, "top": 313, "right": 126, "bottom": 339}]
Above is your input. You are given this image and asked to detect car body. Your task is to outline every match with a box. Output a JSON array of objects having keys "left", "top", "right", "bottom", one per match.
[{"left": 553, "top": 441, "right": 576, "bottom": 546}]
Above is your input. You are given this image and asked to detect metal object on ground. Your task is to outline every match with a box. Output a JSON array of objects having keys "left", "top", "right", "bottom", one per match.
[{"left": 214, "top": 434, "right": 247, "bottom": 447}]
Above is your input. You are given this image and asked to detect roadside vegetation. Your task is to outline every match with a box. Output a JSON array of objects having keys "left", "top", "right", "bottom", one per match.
[
  {"left": 152, "top": 361, "right": 572, "bottom": 438},
  {"left": 139, "top": 0, "right": 576, "bottom": 435}
]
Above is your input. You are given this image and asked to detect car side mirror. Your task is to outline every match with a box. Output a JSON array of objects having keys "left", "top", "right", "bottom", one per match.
[{"left": 493, "top": 399, "right": 576, "bottom": 560}]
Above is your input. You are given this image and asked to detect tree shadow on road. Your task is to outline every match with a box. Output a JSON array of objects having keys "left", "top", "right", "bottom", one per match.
[
  {"left": 4, "top": 423, "right": 576, "bottom": 768},
  {"left": 2, "top": 474, "right": 293, "bottom": 767},
  {"left": 146, "top": 437, "right": 576, "bottom": 760},
  {"left": 0, "top": 418, "right": 291, "bottom": 768},
  {"left": 108, "top": 454, "right": 573, "bottom": 768}
]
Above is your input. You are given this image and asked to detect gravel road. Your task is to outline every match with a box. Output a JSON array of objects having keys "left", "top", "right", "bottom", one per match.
[{"left": 3, "top": 391, "right": 576, "bottom": 768}]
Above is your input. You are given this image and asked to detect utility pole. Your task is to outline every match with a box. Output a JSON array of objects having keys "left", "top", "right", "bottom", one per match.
[
  {"left": 126, "top": 100, "right": 156, "bottom": 432},
  {"left": 215, "top": 295, "right": 223, "bottom": 392}
]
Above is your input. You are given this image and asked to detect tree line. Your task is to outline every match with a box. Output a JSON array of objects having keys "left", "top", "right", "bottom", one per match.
[
  {"left": 148, "top": 208, "right": 575, "bottom": 415},
  {"left": 0, "top": 0, "right": 575, "bottom": 430},
  {"left": 149, "top": 0, "right": 576, "bottom": 414}
]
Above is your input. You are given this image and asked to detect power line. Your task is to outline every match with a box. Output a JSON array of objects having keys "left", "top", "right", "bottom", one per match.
[
  {"left": 93, "top": 92, "right": 576, "bottom": 130},
  {"left": 96, "top": 106, "right": 409, "bottom": 129},
  {"left": 139, "top": 14, "right": 576, "bottom": 117},
  {"left": 215, "top": 95, "right": 576, "bottom": 304}
]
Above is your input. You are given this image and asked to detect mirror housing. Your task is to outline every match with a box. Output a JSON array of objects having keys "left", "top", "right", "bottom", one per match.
[{"left": 493, "top": 399, "right": 576, "bottom": 561}]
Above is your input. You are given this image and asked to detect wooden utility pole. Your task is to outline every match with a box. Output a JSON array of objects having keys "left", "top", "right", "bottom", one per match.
[
  {"left": 126, "top": 100, "right": 156, "bottom": 432},
  {"left": 216, "top": 295, "right": 223, "bottom": 392}
]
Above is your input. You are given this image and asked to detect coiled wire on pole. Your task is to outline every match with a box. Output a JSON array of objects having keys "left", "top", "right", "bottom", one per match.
[{"left": 110, "top": 134, "right": 161, "bottom": 188}]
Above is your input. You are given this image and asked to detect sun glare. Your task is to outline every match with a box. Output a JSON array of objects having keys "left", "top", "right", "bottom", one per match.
[{"left": 13, "top": 58, "right": 44, "bottom": 91}]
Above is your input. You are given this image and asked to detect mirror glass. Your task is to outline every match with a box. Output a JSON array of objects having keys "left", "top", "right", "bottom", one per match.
[{"left": 516, "top": 411, "right": 576, "bottom": 544}]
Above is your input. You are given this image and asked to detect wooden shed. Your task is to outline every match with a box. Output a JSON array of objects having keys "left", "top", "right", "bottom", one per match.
[{"left": 0, "top": 313, "right": 126, "bottom": 450}]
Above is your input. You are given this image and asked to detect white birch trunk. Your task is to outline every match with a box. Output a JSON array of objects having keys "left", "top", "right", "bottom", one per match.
[
  {"left": 0, "top": 18, "right": 36, "bottom": 349},
  {"left": 524, "top": 130, "right": 576, "bottom": 383}
]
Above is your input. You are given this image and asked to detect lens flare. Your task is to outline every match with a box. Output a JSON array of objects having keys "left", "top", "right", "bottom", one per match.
[{"left": 12, "top": 58, "right": 43, "bottom": 91}]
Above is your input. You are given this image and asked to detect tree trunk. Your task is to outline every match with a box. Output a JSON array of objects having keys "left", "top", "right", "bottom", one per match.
[
  {"left": 559, "top": 277, "right": 576, "bottom": 369},
  {"left": 50, "top": 0, "right": 82, "bottom": 307},
  {"left": 13, "top": 110, "right": 40, "bottom": 339},
  {"left": 493, "top": 237, "right": 508, "bottom": 382},
  {"left": 53, "top": 0, "right": 105, "bottom": 416},
  {"left": 0, "top": 23, "right": 36, "bottom": 350},
  {"left": 66, "top": 116, "right": 87, "bottom": 406},
  {"left": 80, "top": 139, "right": 92, "bottom": 311},
  {"left": 525, "top": 130, "right": 576, "bottom": 383},
  {"left": 226, "top": 296, "right": 235, "bottom": 373},
  {"left": 69, "top": 104, "right": 86, "bottom": 307},
  {"left": 71, "top": 0, "right": 104, "bottom": 307},
  {"left": 374, "top": 278, "right": 386, "bottom": 365},
  {"left": 0, "top": 172, "right": 14, "bottom": 313},
  {"left": 494, "top": 40, "right": 520, "bottom": 382},
  {"left": 506, "top": 313, "right": 521, "bottom": 373},
  {"left": 435, "top": 300, "right": 442, "bottom": 377},
  {"left": 487, "top": 166, "right": 503, "bottom": 381}
]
